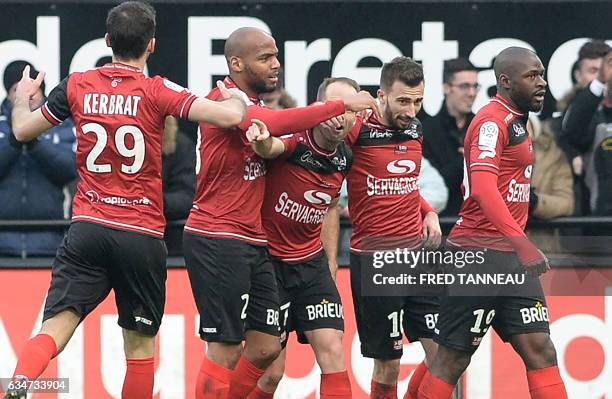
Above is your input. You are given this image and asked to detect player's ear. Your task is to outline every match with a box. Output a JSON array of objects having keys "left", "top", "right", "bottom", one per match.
[
  {"left": 499, "top": 73, "right": 511, "bottom": 90},
  {"left": 376, "top": 88, "right": 386, "bottom": 103},
  {"left": 148, "top": 38, "right": 156, "bottom": 55},
  {"left": 228, "top": 56, "right": 244, "bottom": 73},
  {"left": 104, "top": 33, "right": 112, "bottom": 48}
]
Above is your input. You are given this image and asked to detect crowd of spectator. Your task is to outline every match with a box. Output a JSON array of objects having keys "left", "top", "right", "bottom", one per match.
[{"left": 1, "top": 40, "right": 610, "bottom": 257}]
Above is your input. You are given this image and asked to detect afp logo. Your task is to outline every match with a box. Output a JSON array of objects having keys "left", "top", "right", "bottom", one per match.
[
  {"left": 386, "top": 159, "right": 416, "bottom": 174},
  {"left": 304, "top": 190, "right": 332, "bottom": 205}
]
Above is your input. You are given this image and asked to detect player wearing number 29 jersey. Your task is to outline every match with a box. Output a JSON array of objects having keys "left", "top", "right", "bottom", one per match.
[
  {"left": 4, "top": 3, "right": 247, "bottom": 399},
  {"left": 42, "top": 63, "right": 196, "bottom": 237}
]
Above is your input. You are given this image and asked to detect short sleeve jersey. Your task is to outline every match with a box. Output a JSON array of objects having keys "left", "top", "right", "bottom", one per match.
[{"left": 41, "top": 63, "right": 196, "bottom": 237}]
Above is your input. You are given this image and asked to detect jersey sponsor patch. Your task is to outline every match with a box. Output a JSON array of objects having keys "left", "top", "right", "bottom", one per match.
[
  {"left": 303, "top": 190, "right": 333, "bottom": 205},
  {"left": 478, "top": 121, "right": 499, "bottom": 159},
  {"left": 163, "top": 79, "right": 186, "bottom": 93},
  {"left": 386, "top": 159, "right": 417, "bottom": 174},
  {"left": 478, "top": 121, "right": 499, "bottom": 148}
]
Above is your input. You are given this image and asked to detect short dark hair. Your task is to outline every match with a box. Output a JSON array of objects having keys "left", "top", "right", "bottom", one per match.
[
  {"left": 106, "top": 1, "right": 156, "bottom": 61},
  {"left": 316, "top": 77, "right": 360, "bottom": 101},
  {"left": 578, "top": 40, "right": 611, "bottom": 62},
  {"left": 443, "top": 58, "right": 477, "bottom": 84},
  {"left": 380, "top": 57, "right": 423, "bottom": 91}
]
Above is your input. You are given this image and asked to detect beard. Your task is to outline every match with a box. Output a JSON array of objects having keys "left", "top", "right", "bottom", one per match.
[{"left": 244, "top": 65, "right": 277, "bottom": 95}]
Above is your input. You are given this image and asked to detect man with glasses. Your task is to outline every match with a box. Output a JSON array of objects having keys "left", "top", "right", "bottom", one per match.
[{"left": 422, "top": 58, "right": 479, "bottom": 216}]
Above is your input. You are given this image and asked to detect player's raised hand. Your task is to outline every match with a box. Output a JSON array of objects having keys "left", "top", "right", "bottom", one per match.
[
  {"left": 343, "top": 91, "right": 382, "bottom": 120},
  {"left": 217, "top": 80, "right": 248, "bottom": 103},
  {"left": 246, "top": 118, "right": 270, "bottom": 143},
  {"left": 422, "top": 212, "right": 442, "bottom": 250},
  {"left": 320, "top": 116, "right": 345, "bottom": 132},
  {"left": 523, "top": 249, "right": 550, "bottom": 277},
  {"left": 15, "top": 65, "right": 45, "bottom": 103}
]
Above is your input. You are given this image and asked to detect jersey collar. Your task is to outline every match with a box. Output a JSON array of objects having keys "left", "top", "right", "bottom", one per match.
[
  {"left": 491, "top": 94, "right": 524, "bottom": 116},
  {"left": 223, "top": 76, "right": 262, "bottom": 105},
  {"left": 307, "top": 129, "right": 338, "bottom": 156},
  {"left": 101, "top": 63, "right": 143, "bottom": 73}
]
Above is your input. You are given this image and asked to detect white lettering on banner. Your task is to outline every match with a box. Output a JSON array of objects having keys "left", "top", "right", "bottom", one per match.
[
  {"left": 57, "top": 325, "right": 84, "bottom": 399},
  {"left": 547, "top": 38, "right": 593, "bottom": 100},
  {"left": 100, "top": 315, "right": 185, "bottom": 398},
  {"left": 2, "top": 17, "right": 611, "bottom": 114},
  {"left": 0, "top": 303, "right": 44, "bottom": 379},
  {"left": 331, "top": 38, "right": 402, "bottom": 103},
  {"left": 413, "top": 22, "right": 458, "bottom": 116},
  {"left": 466, "top": 331, "right": 493, "bottom": 399},
  {"left": 188, "top": 17, "right": 271, "bottom": 96},
  {"left": 0, "top": 17, "right": 59, "bottom": 99},
  {"left": 552, "top": 289, "right": 612, "bottom": 399},
  {"left": 285, "top": 39, "right": 331, "bottom": 108},
  {"left": 469, "top": 38, "right": 535, "bottom": 112}
]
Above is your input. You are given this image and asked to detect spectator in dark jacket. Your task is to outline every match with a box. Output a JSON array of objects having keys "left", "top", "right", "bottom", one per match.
[
  {"left": 0, "top": 61, "right": 76, "bottom": 257},
  {"left": 561, "top": 50, "right": 612, "bottom": 216},
  {"left": 162, "top": 116, "right": 196, "bottom": 254},
  {"left": 558, "top": 40, "right": 611, "bottom": 179},
  {"left": 422, "top": 58, "right": 478, "bottom": 215}
]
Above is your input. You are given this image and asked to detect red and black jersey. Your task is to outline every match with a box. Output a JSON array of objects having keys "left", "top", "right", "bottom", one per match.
[
  {"left": 185, "top": 77, "right": 346, "bottom": 245},
  {"left": 42, "top": 63, "right": 196, "bottom": 237},
  {"left": 449, "top": 95, "right": 534, "bottom": 251},
  {"left": 262, "top": 130, "right": 352, "bottom": 262},
  {"left": 346, "top": 115, "right": 433, "bottom": 252}
]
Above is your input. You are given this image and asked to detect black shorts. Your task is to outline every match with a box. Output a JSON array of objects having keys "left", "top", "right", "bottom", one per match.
[
  {"left": 184, "top": 233, "right": 280, "bottom": 343},
  {"left": 350, "top": 252, "right": 440, "bottom": 360},
  {"left": 434, "top": 248, "right": 550, "bottom": 353},
  {"left": 274, "top": 253, "right": 344, "bottom": 347},
  {"left": 44, "top": 222, "right": 167, "bottom": 336}
]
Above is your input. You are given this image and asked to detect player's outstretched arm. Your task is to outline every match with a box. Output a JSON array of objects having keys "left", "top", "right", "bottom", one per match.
[
  {"left": 188, "top": 82, "right": 247, "bottom": 128},
  {"left": 247, "top": 119, "right": 285, "bottom": 159},
  {"left": 239, "top": 91, "right": 380, "bottom": 136},
  {"left": 12, "top": 66, "right": 54, "bottom": 142}
]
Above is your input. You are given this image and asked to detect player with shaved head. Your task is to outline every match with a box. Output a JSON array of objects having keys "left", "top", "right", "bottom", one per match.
[
  {"left": 417, "top": 47, "right": 568, "bottom": 399},
  {"left": 184, "top": 27, "right": 380, "bottom": 399}
]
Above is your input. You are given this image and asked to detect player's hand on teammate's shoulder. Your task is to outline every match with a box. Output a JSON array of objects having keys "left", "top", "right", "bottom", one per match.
[
  {"left": 342, "top": 91, "right": 382, "bottom": 120},
  {"left": 422, "top": 211, "right": 442, "bottom": 250},
  {"left": 246, "top": 118, "right": 270, "bottom": 142},
  {"left": 217, "top": 80, "right": 248, "bottom": 103}
]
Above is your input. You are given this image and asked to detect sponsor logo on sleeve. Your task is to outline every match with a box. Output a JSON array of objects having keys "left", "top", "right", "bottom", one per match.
[
  {"left": 478, "top": 121, "right": 499, "bottom": 159},
  {"left": 163, "top": 79, "right": 187, "bottom": 92}
]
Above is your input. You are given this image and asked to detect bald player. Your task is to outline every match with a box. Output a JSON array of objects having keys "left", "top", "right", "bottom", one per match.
[
  {"left": 184, "top": 28, "right": 379, "bottom": 399},
  {"left": 417, "top": 47, "right": 568, "bottom": 399}
]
